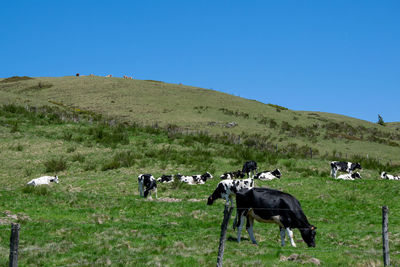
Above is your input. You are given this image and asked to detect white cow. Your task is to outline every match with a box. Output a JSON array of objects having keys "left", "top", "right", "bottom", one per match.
[
  {"left": 253, "top": 169, "right": 282, "bottom": 180},
  {"left": 27, "top": 175, "right": 59, "bottom": 186}
]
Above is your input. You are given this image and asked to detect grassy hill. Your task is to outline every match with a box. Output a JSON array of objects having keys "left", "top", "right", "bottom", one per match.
[
  {"left": 0, "top": 104, "right": 400, "bottom": 266},
  {"left": 0, "top": 75, "right": 399, "bottom": 164},
  {"left": 1, "top": 76, "right": 400, "bottom": 265}
]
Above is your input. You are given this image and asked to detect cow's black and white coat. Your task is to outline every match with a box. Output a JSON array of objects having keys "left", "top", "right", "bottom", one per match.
[
  {"left": 157, "top": 175, "right": 174, "bottom": 183},
  {"left": 27, "top": 175, "right": 59, "bottom": 186},
  {"left": 178, "top": 172, "right": 213, "bottom": 185},
  {"left": 207, "top": 178, "right": 254, "bottom": 207},
  {"left": 235, "top": 187, "right": 316, "bottom": 247},
  {"left": 242, "top": 161, "right": 258, "bottom": 177},
  {"left": 330, "top": 161, "right": 362, "bottom": 178},
  {"left": 253, "top": 169, "right": 282, "bottom": 180},
  {"left": 336, "top": 172, "right": 362, "bottom": 180},
  {"left": 138, "top": 174, "right": 157, "bottom": 198},
  {"left": 381, "top": 172, "right": 400, "bottom": 180},
  {"left": 220, "top": 170, "right": 245, "bottom": 180}
]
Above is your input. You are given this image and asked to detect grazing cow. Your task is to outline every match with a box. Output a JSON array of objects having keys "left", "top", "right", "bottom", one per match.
[
  {"left": 27, "top": 175, "right": 59, "bottom": 186},
  {"left": 157, "top": 175, "right": 174, "bottom": 183},
  {"left": 235, "top": 187, "right": 316, "bottom": 247},
  {"left": 254, "top": 169, "right": 282, "bottom": 180},
  {"left": 207, "top": 178, "right": 254, "bottom": 207},
  {"left": 330, "top": 161, "right": 362, "bottom": 178},
  {"left": 336, "top": 172, "right": 362, "bottom": 180},
  {"left": 105, "top": 74, "right": 112, "bottom": 78},
  {"left": 220, "top": 170, "right": 245, "bottom": 180},
  {"left": 138, "top": 174, "right": 157, "bottom": 198},
  {"left": 242, "top": 161, "right": 258, "bottom": 177},
  {"left": 381, "top": 172, "right": 400, "bottom": 180}
]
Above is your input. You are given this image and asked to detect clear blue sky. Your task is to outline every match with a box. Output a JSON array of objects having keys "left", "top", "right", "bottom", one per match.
[{"left": 1, "top": 1, "right": 399, "bottom": 122}]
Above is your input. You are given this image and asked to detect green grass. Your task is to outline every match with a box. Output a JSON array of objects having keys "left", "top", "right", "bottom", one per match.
[
  {"left": 1, "top": 105, "right": 400, "bottom": 266},
  {"left": 0, "top": 76, "right": 399, "bottom": 164}
]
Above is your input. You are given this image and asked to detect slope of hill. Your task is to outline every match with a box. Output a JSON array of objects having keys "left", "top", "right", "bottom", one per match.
[
  {"left": 0, "top": 76, "right": 399, "bottom": 163},
  {"left": 0, "top": 104, "right": 399, "bottom": 266}
]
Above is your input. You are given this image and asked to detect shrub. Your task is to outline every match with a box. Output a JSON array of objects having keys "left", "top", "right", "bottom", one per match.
[
  {"left": 1, "top": 76, "right": 33, "bottom": 83},
  {"left": 101, "top": 151, "right": 135, "bottom": 171},
  {"left": 71, "top": 153, "right": 85, "bottom": 163},
  {"left": 44, "top": 158, "right": 67, "bottom": 172}
]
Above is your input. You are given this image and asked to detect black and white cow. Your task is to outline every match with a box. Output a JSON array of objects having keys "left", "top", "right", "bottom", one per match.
[
  {"left": 235, "top": 187, "right": 316, "bottom": 247},
  {"left": 253, "top": 169, "right": 282, "bottom": 180},
  {"left": 330, "top": 161, "right": 362, "bottom": 178},
  {"left": 207, "top": 178, "right": 254, "bottom": 207},
  {"left": 138, "top": 174, "right": 157, "bottom": 198},
  {"left": 178, "top": 172, "right": 213, "bottom": 185},
  {"left": 336, "top": 172, "right": 362, "bottom": 180},
  {"left": 27, "top": 175, "right": 59, "bottom": 186},
  {"left": 381, "top": 172, "right": 400, "bottom": 180},
  {"left": 220, "top": 170, "right": 245, "bottom": 179},
  {"left": 157, "top": 175, "right": 174, "bottom": 183},
  {"left": 242, "top": 161, "right": 258, "bottom": 177}
]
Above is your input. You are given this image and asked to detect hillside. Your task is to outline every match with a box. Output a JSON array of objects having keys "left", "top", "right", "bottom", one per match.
[
  {"left": 0, "top": 104, "right": 400, "bottom": 265},
  {"left": 0, "top": 76, "right": 399, "bottom": 163}
]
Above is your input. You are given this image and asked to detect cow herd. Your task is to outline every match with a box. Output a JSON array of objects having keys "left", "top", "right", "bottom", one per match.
[{"left": 24, "top": 159, "right": 398, "bottom": 248}]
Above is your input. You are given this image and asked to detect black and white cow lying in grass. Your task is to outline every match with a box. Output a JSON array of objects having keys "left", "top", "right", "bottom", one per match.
[
  {"left": 27, "top": 175, "right": 59, "bottom": 186},
  {"left": 178, "top": 172, "right": 213, "bottom": 185},
  {"left": 381, "top": 172, "right": 400, "bottom": 180},
  {"left": 157, "top": 175, "right": 174, "bottom": 183},
  {"left": 242, "top": 161, "right": 258, "bottom": 177},
  {"left": 330, "top": 161, "right": 362, "bottom": 178},
  {"left": 138, "top": 174, "right": 157, "bottom": 198},
  {"left": 220, "top": 170, "right": 245, "bottom": 179},
  {"left": 253, "top": 169, "right": 282, "bottom": 180},
  {"left": 235, "top": 187, "right": 317, "bottom": 247},
  {"left": 336, "top": 172, "right": 362, "bottom": 180},
  {"left": 207, "top": 178, "right": 254, "bottom": 207}
]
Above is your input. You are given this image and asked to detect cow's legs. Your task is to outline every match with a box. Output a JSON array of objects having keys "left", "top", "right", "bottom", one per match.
[
  {"left": 246, "top": 216, "right": 257, "bottom": 245},
  {"left": 139, "top": 182, "right": 144, "bottom": 197},
  {"left": 154, "top": 188, "right": 157, "bottom": 199},
  {"left": 237, "top": 214, "right": 245, "bottom": 243},
  {"left": 280, "top": 227, "right": 286, "bottom": 246},
  {"left": 286, "top": 228, "right": 296, "bottom": 247}
]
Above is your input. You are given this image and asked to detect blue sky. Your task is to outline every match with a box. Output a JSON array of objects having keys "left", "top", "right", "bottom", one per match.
[{"left": 1, "top": 1, "right": 399, "bottom": 122}]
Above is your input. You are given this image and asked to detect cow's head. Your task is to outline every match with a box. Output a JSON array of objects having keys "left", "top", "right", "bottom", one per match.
[
  {"left": 207, "top": 183, "right": 225, "bottom": 205},
  {"left": 300, "top": 225, "right": 317, "bottom": 247},
  {"left": 381, "top": 172, "right": 387, "bottom": 179},
  {"left": 201, "top": 172, "right": 212, "bottom": 181},
  {"left": 352, "top": 172, "right": 361, "bottom": 179},
  {"left": 51, "top": 175, "right": 59, "bottom": 183},
  {"left": 272, "top": 169, "right": 282, "bottom": 178},
  {"left": 354, "top": 163, "right": 362, "bottom": 170}
]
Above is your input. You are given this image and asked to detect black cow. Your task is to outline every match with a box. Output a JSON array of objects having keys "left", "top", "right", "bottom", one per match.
[
  {"left": 242, "top": 161, "right": 258, "bottom": 177},
  {"left": 138, "top": 174, "right": 157, "bottom": 198},
  {"left": 330, "top": 161, "right": 362, "bottom": 178},
  {"left": 235, "top": 187, "right": 316, "bottom": 247}
]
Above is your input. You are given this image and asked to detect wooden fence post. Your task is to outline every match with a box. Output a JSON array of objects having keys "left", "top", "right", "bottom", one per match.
[
  {"left": 217, "top": 206, "right": 234, "bottom": 267},
  {"left": 9, "top": 223, "right": 20, "bottom": 267},
  {"left": 382, "top": 206, "right": 390, "bottom": 266}
]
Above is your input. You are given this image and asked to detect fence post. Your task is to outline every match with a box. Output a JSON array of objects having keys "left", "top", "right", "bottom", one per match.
[
  {"left": 382, "top": 206, "right": 390, "bottom": 266},
  {"left": 9, "top": 223, "right": 20, "bottom": 267},
  {"left": 275, "top": 144, "right": 278, "bottom": 154},
  {"left": 217, "top": 205, "right": 234, "bottom": 267},
  {"left": 310, "top": 148, "right": 312, "bottom": 159}
]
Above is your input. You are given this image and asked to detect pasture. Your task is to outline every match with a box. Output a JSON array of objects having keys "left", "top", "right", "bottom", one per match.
[{"left": 1, "top": 105, "right": 400, "bottom": 266}]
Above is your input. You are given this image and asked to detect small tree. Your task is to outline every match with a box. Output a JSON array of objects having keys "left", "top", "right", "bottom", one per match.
[{"left": 377, "top": 114, "right": 385, "bottom": 126}]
